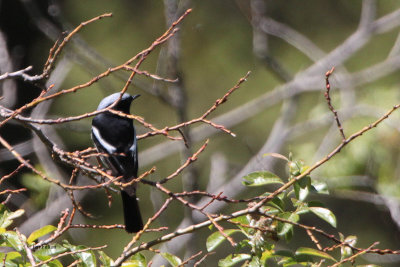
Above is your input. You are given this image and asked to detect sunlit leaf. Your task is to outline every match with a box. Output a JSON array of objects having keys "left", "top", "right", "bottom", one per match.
[
  {"left": 35, "top": 244, "right": 67, "bottom": 257},
  {"left": 247, "top": 256, "right": 261, "bottom": 267},
  {"left": 121, "top": 261, "right": 146, "bottom": 267},
  {"left": 98, "top": 251, "right": 114, "bottom": 266},
  {"left": 288, "top": 162, "right": 301, "bottom": 177},
  {"left": 277, "top": 213, "right": 299, "bottom": 236},
  {"left": 344, "top": 235, "right": 357, "bottom": 246},
  {"left": 206, "top": 229, "right": 240, "bottom": 252},
  {"left": 34, "top": 256, "right": 63, "bottom": 267},
  {"left": 0, "top": 251, "right": 21, "bottom": 265},
  {"left": 242, "top": 171, "right": 283, "bottom": 187},
  {"left": 269, "top": 196, "right": 286, "bottom": 212},
  {"left": 7, "top": 209, "right": 25, "bottom": 221},
  {"left": 299, "top": 186, "right": 309, "bottom": 201},
  {"left": 260, "top": 249, "right": 274, "bottom": 265},
  {"left": 274, "top": 250, "right": 295, "bottom": 265},
  {"left": 64, "top": 243, "right": 96, "bottom": 267},
  {"left": 27, "top": 225, "right": 57, "bottom": 244},
  {"left": 263, "top": 153, "right": 289, "bottom": 162},
  {"left": 311, "top": 181, "right": 329, "bottom": 194},
  {"left": 0, "top": 209, "right": 25, "bottom": 229},
  {"left": 230, "top": 215, "right": 249, "bottom": 225},
  {"left": 1, "top": 231, "right": 24, "bottom": 251},
  {"left": 123, "top": 252, "right": 146, "bottom": 267},
  {"left": 160, "top": 252, "right": 182, "bottom": 266},
  {"left": 295, "top": 247, "right": 336, "bottom": 262},
  {"left": 341, "top": 235, "right": 357, "bottom": 260},
  {"left": 230, "top": 216, "right": 251, "bottom": 234},
  {"left": 218, "top": 254, "right": 251, "bottom": 267},
  {"left": 49, "top": 260, "right": 64, "bottom": 267},
  {"left": 77, "top": 250, "right": 97, "bottom": 267},
  {"left": 309, "top": 207, "right": 337, "bottom": 228}
]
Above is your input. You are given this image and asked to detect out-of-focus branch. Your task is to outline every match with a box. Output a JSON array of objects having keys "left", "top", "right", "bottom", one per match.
[{"left": 0, "top": 30, "right": 17, "bottom": 107}]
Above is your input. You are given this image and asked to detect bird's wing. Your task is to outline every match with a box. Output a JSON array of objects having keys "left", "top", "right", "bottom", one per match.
[
  {"left": 91, "top": 127, "right": 123, "bottom": 175},
  {"left": 91, "top": 126, "right": 137, "bottom": 180},
  {"left": 128, "top": 137, "right": 138, "bottom": 178},
  {"left": 91, "top": 126, "right": 116, "bottom": 154}
]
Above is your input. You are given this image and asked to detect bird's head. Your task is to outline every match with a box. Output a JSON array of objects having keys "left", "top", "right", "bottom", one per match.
[{"left": 97, "top": 93, "right": 140, "bottom": 113}]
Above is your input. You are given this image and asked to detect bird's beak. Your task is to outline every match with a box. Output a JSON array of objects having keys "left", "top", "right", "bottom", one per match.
[{"left": 131, "top": 94, "right": 140, "bottom": 101}]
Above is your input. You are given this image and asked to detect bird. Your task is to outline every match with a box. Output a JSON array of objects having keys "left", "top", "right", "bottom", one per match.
[{"left": 91, "top": 92, "right": 143, "bottom": 233}]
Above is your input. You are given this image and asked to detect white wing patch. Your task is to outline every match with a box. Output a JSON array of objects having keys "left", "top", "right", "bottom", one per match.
[{"left": 92, "top": 126, "right": 116, "bottom": 154}]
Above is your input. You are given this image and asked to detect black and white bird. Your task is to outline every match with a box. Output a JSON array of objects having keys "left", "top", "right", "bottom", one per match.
[{"left": 91, "top": 92, "right": 143, "bottom": 233}]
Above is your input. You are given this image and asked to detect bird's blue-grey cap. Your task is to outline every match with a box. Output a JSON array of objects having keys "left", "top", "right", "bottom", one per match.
[{"left": 97, "top": 93, "right": 139, "bottom": 110}]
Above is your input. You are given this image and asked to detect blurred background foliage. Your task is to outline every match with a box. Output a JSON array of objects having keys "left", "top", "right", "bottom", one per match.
[{"left": 1, "top": 0, "right": 400, "bottom": 265}]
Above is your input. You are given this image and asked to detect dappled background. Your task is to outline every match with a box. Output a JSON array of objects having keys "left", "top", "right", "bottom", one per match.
[{"left": 1, "top": 0, "right": 400, "bottom": 265}]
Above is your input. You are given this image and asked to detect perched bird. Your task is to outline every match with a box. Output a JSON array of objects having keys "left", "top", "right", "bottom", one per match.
[{"left": 91, "top": 92, "right": 143, "bottom": 233}]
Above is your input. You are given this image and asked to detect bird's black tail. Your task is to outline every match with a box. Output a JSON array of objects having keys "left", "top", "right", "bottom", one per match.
[{"left": 121, "top": 190, "right": 143, "bottom": 233}]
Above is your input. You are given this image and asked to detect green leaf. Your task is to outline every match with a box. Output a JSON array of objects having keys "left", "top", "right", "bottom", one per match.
[
  {"left": 127, "top": 253, "right": 146, "bottom": 267},
  {"left": 206, "top": 229, "right": 240, "bottom": 252},
  {"left": 298, "top": 175, "right": 311, "bottom": 189},
  {"left": 311, "top": 181, "right": 329, "bottom": 194},
  {"left": 230, "top": 216, "right": 252, "bottom": 235},
  {"left": 6, "top": 209, "right": 25, "bottom": 221},
  {"left": 309, "top": 207, "right": 337, "bottom": 227},
  {"left": 344, "top": 235, "right": 357, "bottom": 246},
  {"left": 35, "top": 244, "right": 67, "bottom": 257},
  {"left": 121, "top": 261, "right": 146, "bottom": 267},
  {"left": 0, "top": 251, "right": 21, "bottom": 267},
  {"left": 160, "top": 252, "right": 182, "bottom": 266},
  {"left": 33, "top": 254, "right": 63, "bottom": 267},
  {"left": 48, "top": 260, "right": 64, "bottom": 267},
  {"left": 122, "top": 259, "right": 146, "bottom": 267},
  {"left": 230, "top": 215, "right": 249, "bottom": 226},
  {"left": 0, "top": 209, "right": 25, "bottom": 229},
  {"left": 277, "top": 213, "right": 299, "bottom": 236},
  {"left": 78, "top": 250, "right": 97, "bottom": 267},
  {"left": 260, "top": 249, "right": 274, "bottom": 265},
  {"left": 295, "top": 247, "right": 336, "bottom": 262},
  {"left": 284, "top": 226, "right": 294, "bottom": 243},
  {"left": 268, "top": 196, "right": 285, "bottom": 212},
  {"left": 307, "top": 201, "right": 325, "bottom": 208},
  {"left": 274, "top": 250, "right": 295, "bottom": 265},
  {"left": 98, "top": 251, "right": 113, "bottom": 266},
  {"left": 236, "top": 239, "right": 251, "bottom": 252},
  {"left": 298, "top": 186, "right": 309, "bottom": 202},
  {"left": 27, "top": 225, "right": 57, "bottom": 244},
  {"left": 218, "top": 254, "right": 251, "bottom": 267},
  {"left": 293, "top": 181, "right": 301, "bottom": 199},
  {"left": 64, "top": 243, "right": 96, "bottom": 267},
  {"left": 247, "top": 256, "right": 261, "bottom": 267},
  {"left": 288, "top": 162, "right": 301, "bottom": 177},
  {"left": 1, "top": 231, "right": 24, "bottom": 251},
  {"left": 263, "top": 153, "right": 289, "bottom": 162},
  {"left": 341, "top": 235, "right": 357, "bottom": 260},
  {"left": 242, "top": 171, "right": 283, "bottom": 187},
  {"left": 274, "top": 250, "right": 294, "bottom": 257}
]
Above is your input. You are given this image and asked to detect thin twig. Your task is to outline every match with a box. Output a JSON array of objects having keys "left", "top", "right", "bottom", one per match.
[
  {"left": 328, "top": 242, "right": 379, "bottom": 267},
  {"left": 324, "top": 67, "right": 345, "bottom": 140}
]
